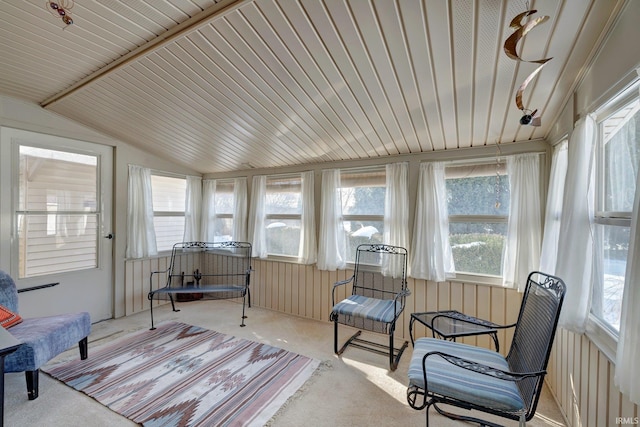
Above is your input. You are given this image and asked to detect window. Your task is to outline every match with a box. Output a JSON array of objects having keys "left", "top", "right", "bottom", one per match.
[
  {"left": 211, "top": 180, "right": 235, "bottom": 242},
  {"left": 17, "top": 146, "right": 98, "bottom": 278},
  {"left": 592, "top": 94, "right": 640, "bottom": 333},
  {"left": 151, "top": 174, "right": 186, "bottom": 252},
  {"left": 339, "top": 168, "right": 386, "bottom": 262},
  {"left": 445, "top": 163, "right": 510, "bottom": 277},
  {"left": 264, "top": 174, "right": 303, "bottom": 257}
]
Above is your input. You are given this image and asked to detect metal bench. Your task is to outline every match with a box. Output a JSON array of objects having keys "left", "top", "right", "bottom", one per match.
[{"left": 148, "top": 241, "right": 252, "bottom": 329}]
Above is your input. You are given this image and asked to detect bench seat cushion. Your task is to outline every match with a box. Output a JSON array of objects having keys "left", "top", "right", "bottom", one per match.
[
  {"left": 332, "top": 295, "right": 400, "bottom": 324},
  {"left": 408, "top": 337, "right": 525, "bottom": 412}
]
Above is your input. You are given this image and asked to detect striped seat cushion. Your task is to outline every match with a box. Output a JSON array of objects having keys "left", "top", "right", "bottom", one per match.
[
  {"left": 332, "top": 295, "right": 400, "bottom": 324},
  {"left": 408, "top": 338, "right": 525, "bottom": 412}
]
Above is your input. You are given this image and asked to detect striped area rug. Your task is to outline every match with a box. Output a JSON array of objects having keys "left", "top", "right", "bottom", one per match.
[{"left": 43, "top": 322, "right": 320, "bottom": 426}]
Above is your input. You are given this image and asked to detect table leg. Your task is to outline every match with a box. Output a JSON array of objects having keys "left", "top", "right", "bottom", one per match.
[{"left": 409, "top": 316, "right": 415, "bottom": 346}]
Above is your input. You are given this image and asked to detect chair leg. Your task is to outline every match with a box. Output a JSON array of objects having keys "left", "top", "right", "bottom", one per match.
[
  {"left": 432, "top": 402, "right": 504, "bottom": 427},
  {"left": 334, "top": 321, "right": 362, "bottom": 355},
  {"left": 240, "top": 292, "right": 247, "bottom": 327},
  {"left": 389, "top": 329, "right": 408, "bottom": 371},
  {"left": 79, "top": 337, "right": 88, "bottom": 360},
  {"left": 25, "top": 370, "right": 39, "bottom": 400}
]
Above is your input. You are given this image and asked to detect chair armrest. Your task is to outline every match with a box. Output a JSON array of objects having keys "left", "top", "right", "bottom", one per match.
[
  {"left": 397, "top": 288, "right": 411, "bottom": 299},
  {"left": 422, "top": 351, "right": 545, "bottom": 383},
  {"left": 149, "top": 268, "right": 171, "bottom": 294},
  {"left": 391, "top": 287, "right": 411, "bottom": 316},
  {"left": 331, "top": 275, "right": 355, "bottom": 306}
]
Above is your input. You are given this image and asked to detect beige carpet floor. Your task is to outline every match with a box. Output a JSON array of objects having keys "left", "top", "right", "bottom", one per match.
[{"left": 5, "top": 299, "right": 567, "bottom": 426}]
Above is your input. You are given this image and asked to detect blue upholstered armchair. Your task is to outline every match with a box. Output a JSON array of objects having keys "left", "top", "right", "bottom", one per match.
[{"left": 0, "top": 270, "right": 91, "bottom": 400}]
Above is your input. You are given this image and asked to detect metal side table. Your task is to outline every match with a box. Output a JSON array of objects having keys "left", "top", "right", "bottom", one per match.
[{"left": 409, "top": 310, "right": 502, "bottom": 351}]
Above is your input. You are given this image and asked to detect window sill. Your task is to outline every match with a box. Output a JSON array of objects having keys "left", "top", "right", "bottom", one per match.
[
  {"left": 585, "top": 315, "right": 618, "bottom": 363},
  {"left": 259, "top": 255, "right": 309, "bottom": 265},
  {"left": 448, "top": 272, "right": 503, "bottom": 287}
]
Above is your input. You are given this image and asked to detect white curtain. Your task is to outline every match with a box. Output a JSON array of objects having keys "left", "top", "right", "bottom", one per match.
[
  {"left": 298, "top": 171, "right": 317, "bottom": 264},
  {"left": 201, "top": 180, "right": 217, "bottom": 242},
  {"left": 502, "top": 153, "right": 542, "bottom": 291},
  {"left": 125, "top": 164, "right": 157, "bottom": 258},
  {"left": 233, "top": 177, "right": 248, "bottom": 242},
  {"left": 248, "top": 175, "right": 267, "bottom": 258},
  {"left": 539, "top": 140, "right": 568, "bottom": 274},
  {"left": 555, "top": 114, "right": 597, "bottom": 332},
  {"left": 410, "top": 162, "right": 455, "bottom": 281},
  {"left": 317, "top": 169, "right": 347, "bottom": 270},
  {"left": 202, "top": 178, "right": 247, "bottom": 242},
  {"left": 384, "top": 162, "right": 409, "bottom": 248},
  {"left": 183, "top": 175, "right": 202, "bottom": 242},
  {"left": 615, "top": 162, "right": 640, "bottom": 405},
  {"left": 383, "top": 162, "right": 409, "bottom": 277}
]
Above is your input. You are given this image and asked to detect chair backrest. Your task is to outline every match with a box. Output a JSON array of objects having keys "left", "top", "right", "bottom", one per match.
[
  {"left": 352, "top": 244, "right": 408, "bottom": 301},
  {"left": 167, "top": 241, "right": 252, "bottom": 286},
  {"left": 506, "top": 271, "right": 566, "bottom": 416},
  {"left": 202, "top": 241, "right": 252, "bottom": 286},
  {"left": 0, "top": 270, "right": 19, "bottom": 313}
]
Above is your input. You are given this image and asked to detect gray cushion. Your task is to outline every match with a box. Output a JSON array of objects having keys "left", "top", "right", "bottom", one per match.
[
  {"left": 408, "top": 338, "right": 525, "bottom": 412},
  {"left": 0, "top": 270, "right": 91, "bottom": 372},
  {"left": 332, "top": 295, "right": 400, "bottom": 324}
]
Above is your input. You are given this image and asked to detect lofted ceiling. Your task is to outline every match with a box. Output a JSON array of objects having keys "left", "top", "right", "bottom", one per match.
[{"left": 0, "top": 0, "right": 624, "bottom": 174}]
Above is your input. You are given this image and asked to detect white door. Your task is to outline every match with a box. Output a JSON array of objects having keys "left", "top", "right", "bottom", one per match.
[{"left": 0, "top": 128, "right": 113, "bottom": 322}]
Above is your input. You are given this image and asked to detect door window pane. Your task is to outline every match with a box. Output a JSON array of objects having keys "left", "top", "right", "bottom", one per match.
[{"left": 18, "top": 146, "right": 98, "bottom": 278}]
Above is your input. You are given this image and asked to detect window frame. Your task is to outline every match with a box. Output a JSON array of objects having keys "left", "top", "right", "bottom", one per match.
[
  {"left": 588, "top": 80, "right": 640, "bottom": 347},
  {"left": 338, "top": 166, "right": 386, "bottom": 265},
  {"left": 150, "top": 172, "right": 187, "bottom": 253},
  {"left": 263, "top": 173, "right": 304, "bottom": 259},
  {"left": 15, "top": 143, "right": 101, "bottom": 278},
  {"left": 444, "top": 160, "right": 510, "bottom": 283},
  {"left": 210, "top": 178, "right": 235, "bottom": 242}
]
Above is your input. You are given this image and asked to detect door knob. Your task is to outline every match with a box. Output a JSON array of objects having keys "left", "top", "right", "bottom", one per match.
[{"left": 105, "top": 233, "right": 114, "bottom": 239}]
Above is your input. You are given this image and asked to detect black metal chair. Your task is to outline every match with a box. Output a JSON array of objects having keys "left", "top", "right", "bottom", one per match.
[
  {"left": 407, "top": 271, "right": 566, "bottom": 426},
  {"left": 330, "top": 244, "right": 410, "bottom": 371}
]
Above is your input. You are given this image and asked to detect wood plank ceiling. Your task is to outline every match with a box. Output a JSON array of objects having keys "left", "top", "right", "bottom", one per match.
[{"left": 0, "top": 0, "right": 623, "bottom": 173}]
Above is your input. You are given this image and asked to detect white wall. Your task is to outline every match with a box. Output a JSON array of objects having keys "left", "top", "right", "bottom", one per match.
[
  {"left": 0, "top": 95, "right": 200, "bottom": 318},
  {"left": 573, "top": 0, "right": 640, "bottom": 119}
]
